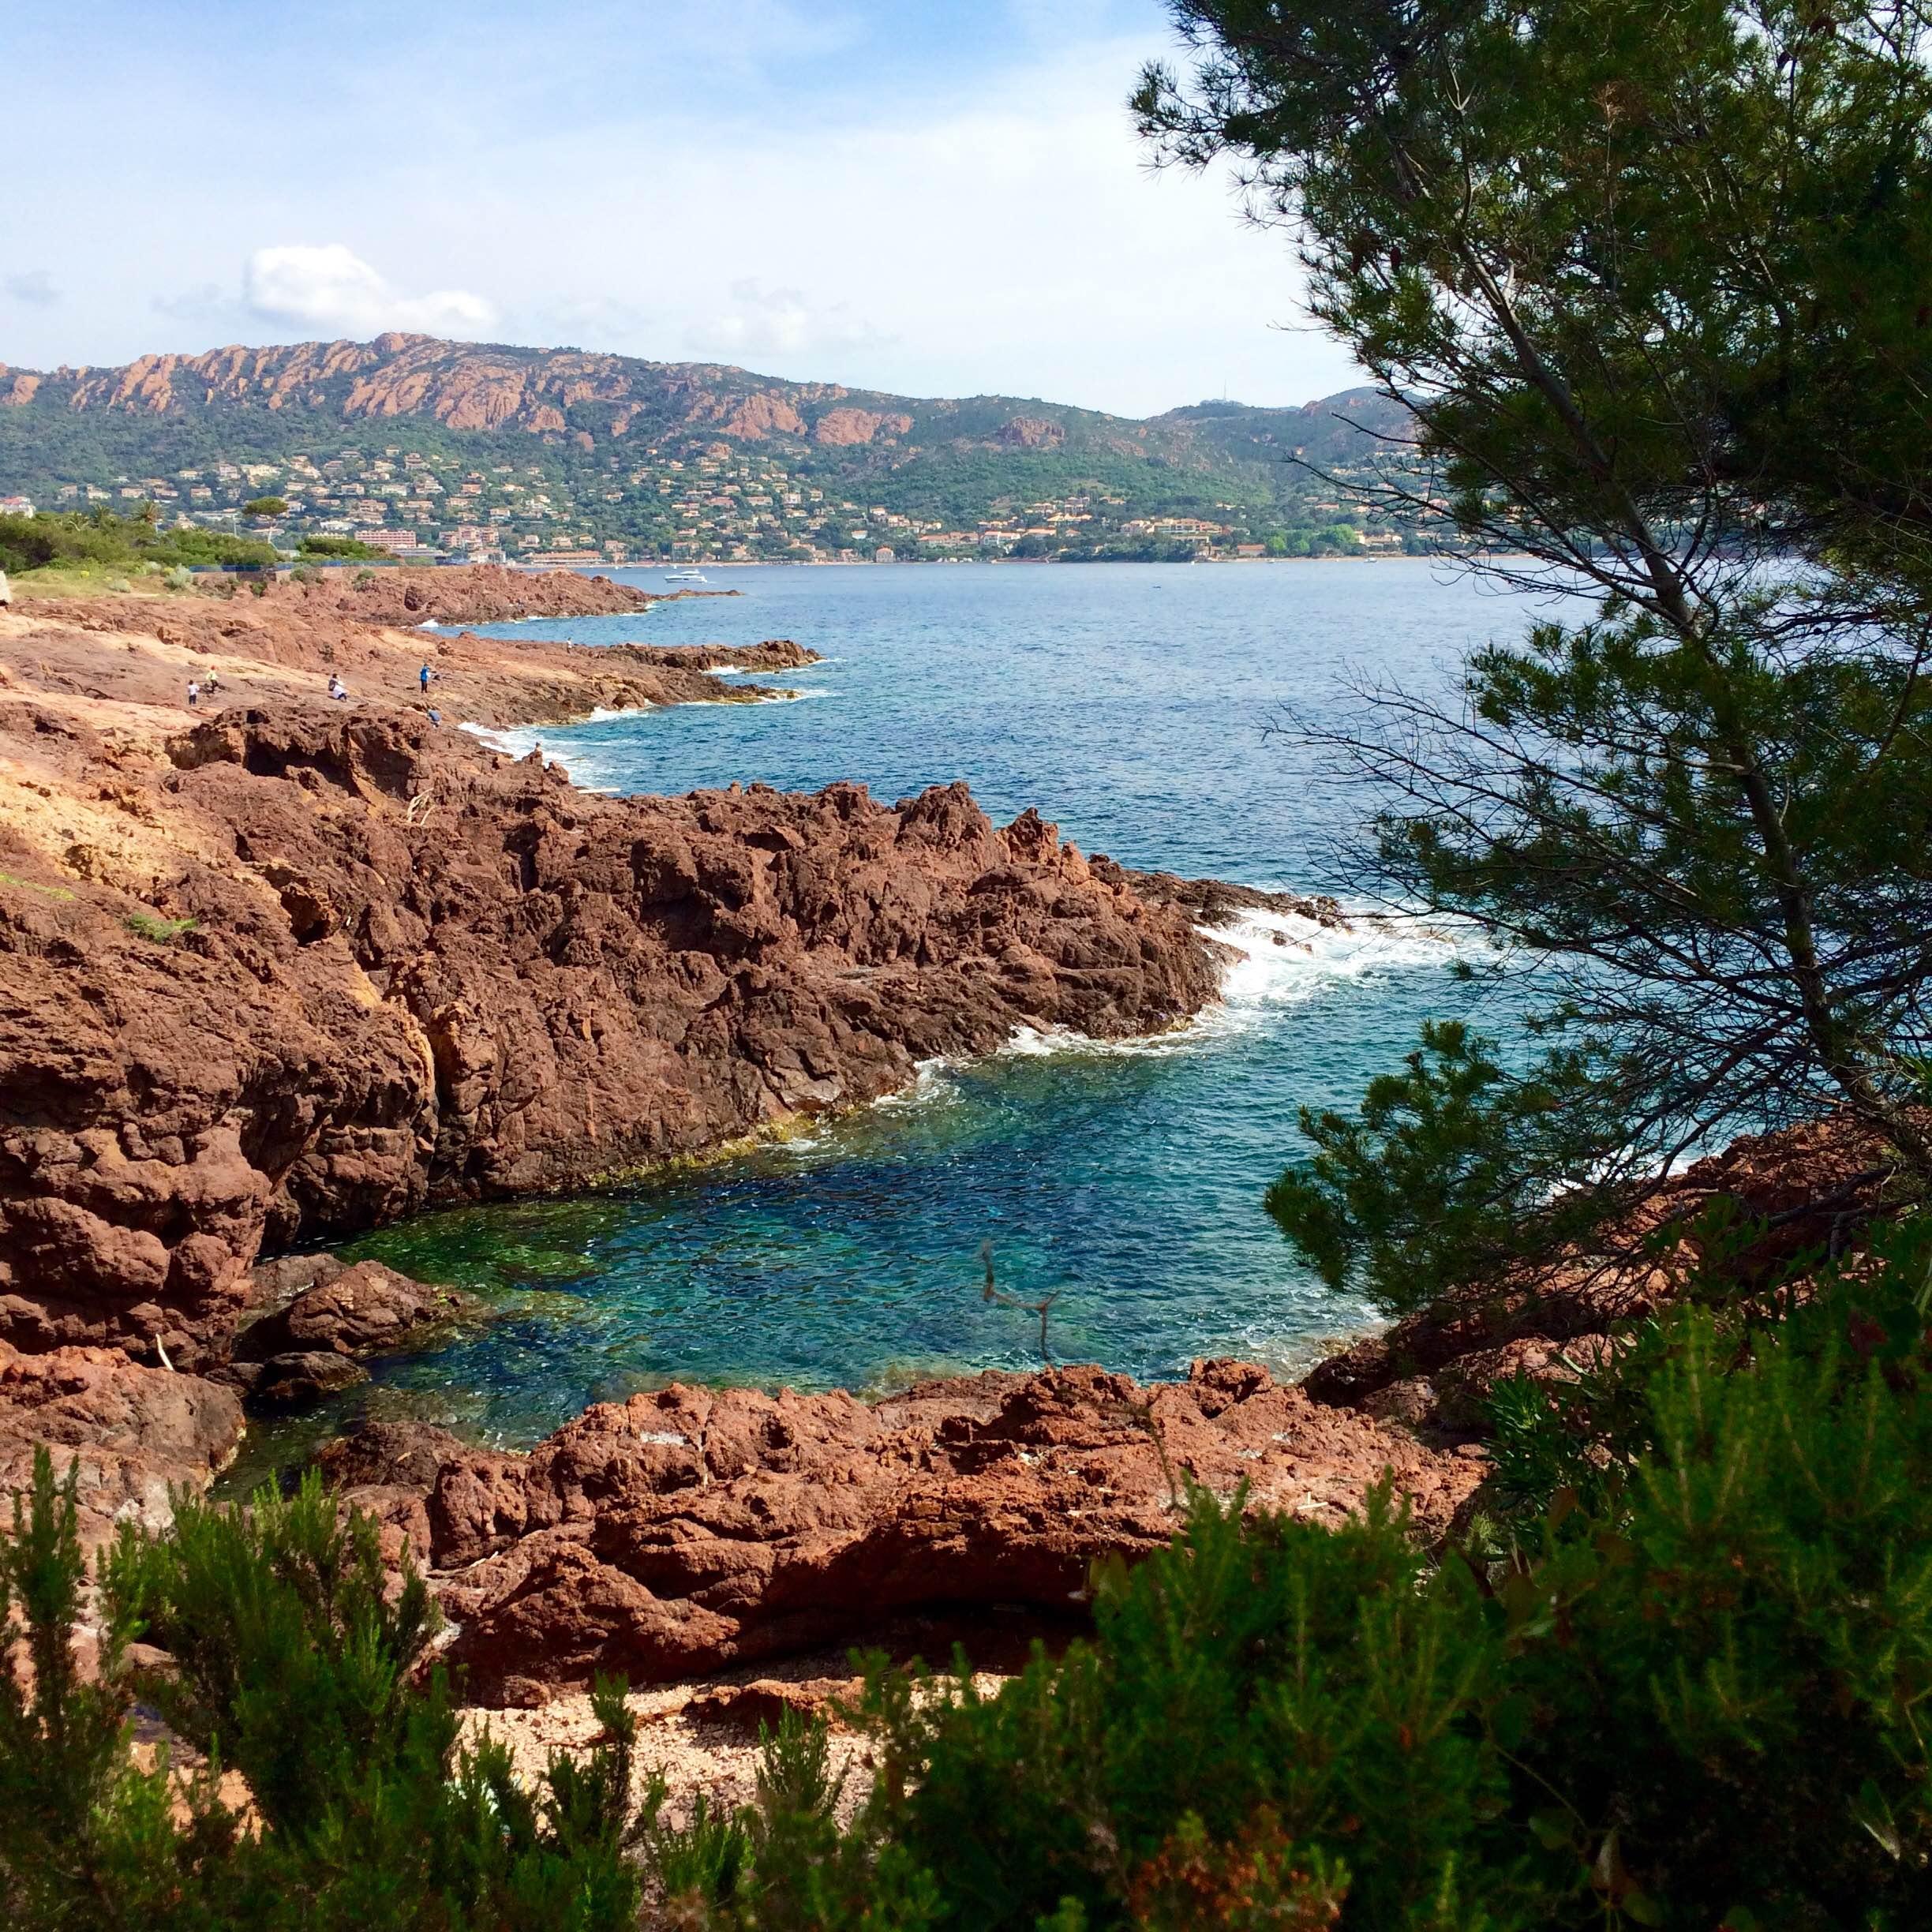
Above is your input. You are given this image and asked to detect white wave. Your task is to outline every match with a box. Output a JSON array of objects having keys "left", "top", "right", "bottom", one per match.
[
  {"left": 869, "top": 1056, "right": 960, "bottom": 1112},
  {"left": 1202, "top": 905, "right": 1462, "bottom": 1010},
  {"left": 459, "top": 721, "right": 561, "bottom": 762},
  {"left": 995, "top": 905, "right": 1462, "bottom": 1065}
]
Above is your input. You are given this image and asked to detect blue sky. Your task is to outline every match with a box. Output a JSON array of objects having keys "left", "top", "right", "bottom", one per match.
[{"left": 3, "top": 0, "right": 1363, "bottom": 416}]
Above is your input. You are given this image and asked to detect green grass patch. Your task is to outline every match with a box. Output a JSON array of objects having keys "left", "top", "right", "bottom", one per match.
[
  {"left": 0, "top": 871, "right": 76, "bottom": 902},
  {"left": 123, "top": 911, "right": 198, "bottom": 944}
]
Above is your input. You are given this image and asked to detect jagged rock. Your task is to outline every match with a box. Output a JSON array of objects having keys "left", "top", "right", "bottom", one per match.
[
  {"left": 0, "top": 1341, "right": 243, "bottom": 1544},
  {"left": 332, "top": 564, "right": 657, "bottom": 624},
  {"left": 1301, "top": 1117, "right": 1892, "bottom": 1436},
  {"left": 248, "top": 1352, "right": 372, "bottom": 1409},
  {"left": 0, "top": 699, "right": 1222, "bottom": 1362},
  {"left": 236, "top": 1259, "right": 465, "bottom": 1361},
  {"left": 324, "top": 1358, "right": 1482, "bottom": 1705}
]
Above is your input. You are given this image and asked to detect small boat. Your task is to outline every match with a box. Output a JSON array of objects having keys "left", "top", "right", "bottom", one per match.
[{"left": 665, "top": 568, "right": 708, "bottom": 583}]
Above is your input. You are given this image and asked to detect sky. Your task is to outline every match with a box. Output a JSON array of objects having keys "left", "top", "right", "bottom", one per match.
[{"left": 2, "top": 0, "right": 1365, "bottom": 418}]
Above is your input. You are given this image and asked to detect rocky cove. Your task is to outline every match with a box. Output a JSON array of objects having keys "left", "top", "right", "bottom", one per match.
[
  {"left": 0, "top": 559, "right": 1880, "bottom": 1777},
  {"left": 0, "top": 575, "right": 1334, "bottom": 1548}
]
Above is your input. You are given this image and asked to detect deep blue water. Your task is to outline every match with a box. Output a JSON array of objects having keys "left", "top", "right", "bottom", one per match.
[{"left": 328, "top": 560, "right": 1557, "bottom": 1450}]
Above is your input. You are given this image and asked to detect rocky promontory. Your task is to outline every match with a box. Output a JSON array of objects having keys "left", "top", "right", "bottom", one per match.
[
  {"left": 324, "top": 562, "right": 691, "bottom": 626},
  {"left": 0, "top": 568, "right": 1503, "bottom": 1730},
  {"left": 0, "top": 576, "right": 1226, "bottom": 1376}
]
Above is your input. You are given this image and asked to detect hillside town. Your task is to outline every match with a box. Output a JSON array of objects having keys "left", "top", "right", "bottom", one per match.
[{"left": 0, "top": 434, "right": 1423, "bottom": 566}]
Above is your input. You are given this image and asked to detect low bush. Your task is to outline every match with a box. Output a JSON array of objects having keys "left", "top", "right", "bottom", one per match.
[
  {"left": 298, "top": 535, "right": 387, "bottom": 561},
  {"left": 123, "top": 911, "right": 199, "bottom": 944},
  {"left": 6, "top": 1222, "right": 1930, "bottom": 1927},
  {"left": 0, "top": 510, "right": 278, "bottom": 576},
  {"left": 678, "top": 1218, "right": 1932, "bottom": 1930},
  {"left": 1, "top": 1466, "right": 656, "bottom": 1930}
]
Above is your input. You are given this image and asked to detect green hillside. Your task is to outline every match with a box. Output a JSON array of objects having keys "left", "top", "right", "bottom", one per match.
[{"left": 0, "top": 336, "right": 1425, "bottom": 564}]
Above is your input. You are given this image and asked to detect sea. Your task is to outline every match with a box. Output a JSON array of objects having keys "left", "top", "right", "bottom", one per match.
[{"left": 259, "top": 559, "right": 1567, "bottom": 1464}]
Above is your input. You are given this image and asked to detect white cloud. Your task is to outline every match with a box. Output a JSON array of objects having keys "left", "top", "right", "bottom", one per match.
[
  {"left": 4, "top": 270, "right": 61, "bottom": 306},
  {"left": 466, "top": 34, "right": 1362, "bottom": 413},
  {"left": 242, "top": 245, "right": 497, "bottom": 339},
  {"left": 686, "top": 279, "right": 893, "bottom": 361}
]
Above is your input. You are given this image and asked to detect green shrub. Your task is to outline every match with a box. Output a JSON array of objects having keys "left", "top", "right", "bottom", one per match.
[
  {"left": 0, "top": 510, "right": 278, "bottom": 576},
  {"left": 8, "top": 1225, "right": 1932, "bottom": 1927},
  {"left": 715, "top": 1219, "right": 1932, "bottom": 1930},
  {"left": 298, "top": 535, "right": 386, "bottom": 561},
  {"left": 0, "top": 1451, "right": 236, "bottom": 1932},
  {"left": 124, "top": 911, "right": 198, "bottom": 944},
  {"left": 1, "top": 1462, "right": 655, "bottom": 1930}
]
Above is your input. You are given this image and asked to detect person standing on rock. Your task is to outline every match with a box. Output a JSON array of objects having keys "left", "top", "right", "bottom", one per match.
[
  {"left": 186, "top": 679, "right": 200, "bottom": 709},
  {"left": 419, "top": 662, "right": 434, "bottom": 695}
]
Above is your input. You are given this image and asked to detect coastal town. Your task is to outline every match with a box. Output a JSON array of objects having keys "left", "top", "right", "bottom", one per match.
[
  {"left": 2, "top": 438, "right": 1421, "bottom": 564},
  {"left": 0, "top": 335, "right": 1441, "bottom": 566}
]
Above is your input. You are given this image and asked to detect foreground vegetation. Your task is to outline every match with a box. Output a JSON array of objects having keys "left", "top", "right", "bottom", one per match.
[{"left": 7, "top": 1211, "right": 1931, "bottom": 1928}]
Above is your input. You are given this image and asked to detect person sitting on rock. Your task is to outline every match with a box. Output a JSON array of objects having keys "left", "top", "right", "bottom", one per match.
[
  {"left": 426, "top": 706, "right": 442, "bottom": 728},
  {"left": 328, "top": 673, "right": 348, "bottom": 702}
]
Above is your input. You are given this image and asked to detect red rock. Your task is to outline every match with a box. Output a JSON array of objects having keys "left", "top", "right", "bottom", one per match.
[
  {"left": 333, "top": 564, "right": 658, "bottom": 626},
  {"left": 0, "top": 1341, "right": 243, "bottom": 1544},
  {"left": 0, "top": 702, "right": 1222, "bottom": 1362},
  {"left": 331, "top": 1360, "right": 1482, "bottom": 1703},
  {"left": 1300, "top": 1116, "right": 1893, "bottom": 1434},
  {"left": 238, "top": 1260, "right": 464, "bottom": 1360}
]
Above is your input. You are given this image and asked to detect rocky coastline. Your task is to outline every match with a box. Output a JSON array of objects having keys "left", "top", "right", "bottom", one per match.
[
  {"left": 322, "top": 561, "right": 739, "bottom": 627},
  {"left": 1, "top": 566, "right": 1850, "bottom": 1760},
  {"left": 0, "top": 570, "right": 1260, "bottom": 1534}
]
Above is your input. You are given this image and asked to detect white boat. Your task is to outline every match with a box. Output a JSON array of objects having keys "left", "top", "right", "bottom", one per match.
[{"left": 665, "top": 568, "right": 708, "bottom": 583}]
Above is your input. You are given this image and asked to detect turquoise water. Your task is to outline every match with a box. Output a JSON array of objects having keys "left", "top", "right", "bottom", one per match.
[{"left": 336, "top": 560, "right": 1552, "bottom": 1448}]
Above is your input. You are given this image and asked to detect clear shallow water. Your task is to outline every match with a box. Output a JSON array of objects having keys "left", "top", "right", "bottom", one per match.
[{"left": 331, "top": 561, "right": 1555, "bottom": 1451}]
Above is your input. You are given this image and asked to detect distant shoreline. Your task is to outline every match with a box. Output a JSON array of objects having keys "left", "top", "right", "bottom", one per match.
[{"left": 590, "top": 552, "right": 1456, "bottom": 572}]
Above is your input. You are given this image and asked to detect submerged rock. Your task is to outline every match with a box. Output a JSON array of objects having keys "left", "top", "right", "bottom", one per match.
[{"left": 237, "top": 1259, "right": 466, "bottom": 1361}]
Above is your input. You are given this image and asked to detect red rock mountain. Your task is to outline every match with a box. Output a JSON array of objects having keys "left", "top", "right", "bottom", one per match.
[{"left": 0, "top": 333, "right": 1413, "bottom": 492}]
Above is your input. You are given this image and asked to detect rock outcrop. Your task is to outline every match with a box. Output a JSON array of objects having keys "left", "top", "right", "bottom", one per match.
[
  {"left": 2, "top": 583, "right": 807, "bottom": 735},
  {"left": 0, "top": 1341, "right": 243, "bottom": 1544},
  {"left": 328, "top": 564, "right": 662, "bottom": 625},
  {"left": 321, "top": 1359, "right": 1482, "bottom": 1705},
  {"left": 1301, "top": 1116, "right": 1893, "bottom": 1436},
  {"left": 0, "top": 690, "right": 1222, "bottom": 1365},
  {"left": 221, "top": 1257, "right": 469, "bottom": 1406}
]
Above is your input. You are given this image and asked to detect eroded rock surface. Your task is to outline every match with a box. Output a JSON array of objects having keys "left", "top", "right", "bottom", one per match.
[
  {"left": 1301, "top": 1117, "right": 1892, "bottom": 1436},
  {"left": 326, "top": 1359, "right": 1483, "bottom": 1704},
  {"left": 219, "top": 1258, "right": 469, "bottom": 1407},
  {"left": 0, "top": 690, "right": 1221, "bottom": 1364},
  {"left": 324, "top": 564, "right": 667, "bottom": 625},
  {"left": 0, "top": 1341, "right": 243, "bottom": 1544}
]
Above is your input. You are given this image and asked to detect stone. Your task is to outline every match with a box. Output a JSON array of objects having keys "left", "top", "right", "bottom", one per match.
[
  {"left": 324, "top": 1360, "right": 1484, "bottom": 1704},
  {"left": 0, "top": 1340, "right": 244, "bottom": 1544}
]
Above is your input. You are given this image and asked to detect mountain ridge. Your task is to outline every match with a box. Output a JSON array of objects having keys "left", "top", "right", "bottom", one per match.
[{"left": 0, "top": 332, "right": 1420, "bottom": 561}]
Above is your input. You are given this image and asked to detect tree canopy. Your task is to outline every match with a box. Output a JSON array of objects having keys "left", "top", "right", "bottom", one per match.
[{"left": 1136, "top": 2, "right": 1932, "bottom": 1305}]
